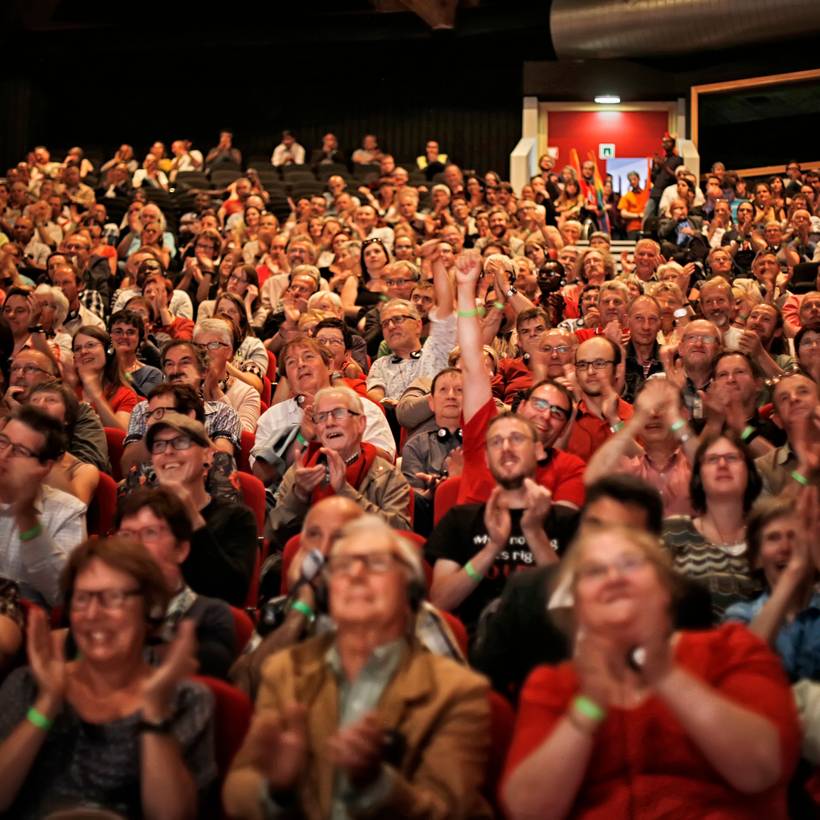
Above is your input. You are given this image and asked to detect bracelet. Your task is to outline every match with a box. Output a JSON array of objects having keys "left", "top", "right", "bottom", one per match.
[
  {"left": 678, "top": 431, "right": 691, "bottom": 444},
  {"left": 669, "top": 419, "right": 686, "bottom": 434},
  {"left": 572, "top": 694, "right": 606, "bottom": 723},
  {"left": 790, "top": 469, "right": 810, "bottom": 487},
  {"left": 19, "top": 523, "right": 43, "bottom": 542},
  {"left": 464, "top": 560, "right": 483, "bottom": 582},
  {"left": 457, "top": 308, "right": 479, "bottom": 318},
  {"left": 493, "top": 300, "right": 505, "bottom": 311},
  {"left": 609, "top": 421, "right": 625, "bottom": 434},
  {"left": 740, "top": 425, "right": 757, "bottom": 442},
  {"left": 290, "top": 599, "right": 315, "bottom": 621},
  {"left": 26, "top": 706, "right": 53, "bottom": 731},
  {"left": 296, "top": 432, "right": 307, "bottom": 446}
]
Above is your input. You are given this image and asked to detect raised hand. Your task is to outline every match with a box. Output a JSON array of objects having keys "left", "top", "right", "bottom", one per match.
[
  {"left": 484, "top": 486, "right": 512, "bottom": 548},
  {"left": 453, "top": 250, "right": 482, "bottom": 287},
  {"left": 140, "top": 618, "right": 198, "bottom": 720},
  {"left": 27, "top": 606, "right": 67, "bottom": 714},
  {"left": 659, "top": 343, "right": 685, "bottom": 390},
  {"left": 243, "top": 704, "right": 309, "bottom": 792},
  {"left": 520, "top": 478, "right": 552, "bottom": 532},
  {"left": 326, "top": 712, "right": 384, "bottom": 788},
  {"left": 323, "top": 447, "right": 347, "bottom": 493}
]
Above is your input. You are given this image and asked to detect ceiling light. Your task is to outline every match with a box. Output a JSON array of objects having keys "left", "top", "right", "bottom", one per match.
[{"left": 594, "top": 95, "right": 621, "bottom": 105}]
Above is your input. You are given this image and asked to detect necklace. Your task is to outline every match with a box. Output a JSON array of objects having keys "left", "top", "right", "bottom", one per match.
[{"left": 700, "top": 513, "right": 745, "bottom": 550}]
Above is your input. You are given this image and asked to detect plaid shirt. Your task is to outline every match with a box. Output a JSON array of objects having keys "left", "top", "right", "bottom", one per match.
[
  {"left": 124, "top": 398, "right": 241, "bottom": 450},
  {"left": 79, "top": 288, "right": 105, "bottom": 320}
]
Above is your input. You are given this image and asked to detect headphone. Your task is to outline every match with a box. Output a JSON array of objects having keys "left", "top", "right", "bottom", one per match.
[
  {"left": 436, "top": 427, "right": 462, "bottom": 442},
  {"left": 390, "top": 350, "right": 422, "bottom": 365},
  {"left": 407, "top": 577, "right": 426, "bottom": 614}
]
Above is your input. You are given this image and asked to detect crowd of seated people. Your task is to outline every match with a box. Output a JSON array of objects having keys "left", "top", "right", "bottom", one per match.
[{"left": 0, "top": 129, "right": 817, "bottom": 817}]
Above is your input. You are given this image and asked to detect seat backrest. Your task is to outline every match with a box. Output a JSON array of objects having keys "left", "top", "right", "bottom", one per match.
[
  {"left": 439, "top": 610, "right": 469, "bottom": 656},
  {"left": 245, "top": 548, "right": 262, "bottom": 611},
  {"left": 104, "top": 427, "right": 126, "bottom": 481},
  {"left": 485, "top": 691, "right": 516, "bottom": 807},
  {"left": 86, "top": 472, "right": 119, "bottom": 537},
  {"left": 228, "top": 605, "right": 255, "bottom": 653},
  {"left": 433, "top": 475, "right": 461, "bottom": 525},
  {"left": 280, "top": 533, "right": 301, "bottom": 594},
  {"left": 265, "top": 349, "right": 278, "bottom": 382},
  {"left": 238, "top": 430, "right": 255, "bottom": 473},
  {"left": 192, "top": 675, "right": 252, "bottom": 781},
  {"left": 234, "top": 471, "right": 266, "bottom": 535},
  {"left": 261, "top": 376, "right": 272, "bottom": 408}
]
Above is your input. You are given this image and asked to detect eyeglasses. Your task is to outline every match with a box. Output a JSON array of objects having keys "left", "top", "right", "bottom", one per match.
[
  {"left": 682, "top": 334, "right": 719, "bottom": 346},
  {"left": 71, "top": 588, "right": 142, "bottom": 611},
  {"left": 117, "top": 525, "right": 170, "bottom": 543},
  {"left": 703, "top": 452, "right": 742, "bottom": 466},
  {"left": 385, "top": 278, "right": 415, "bottom": 287},
  {"left": 0, "top": 433, "right": 39, "bottom": 460},
  {"left": 150, "top": 435, "right": 194, "bottom": 455},
  {"left": 73, "top": 341, "right": 103, "bottom": 355},
  {"left": 111, "top": 327, "right": 138, "bottom": 338},
  {"left": 380, "top": 314, "right": 416, "bottom": 329},
  {"left": 9, "top": 363, "right": 49, "bottom": 376},
  {"left": 227, "top": 273, "right": 248, "bottom": 284},
  {"left": 575, "top": 359, "right": 615, "bottom": 372},
  {"left": 316, "top": 336, "right": 344, "bottom": 348},
  {"left": 326, "top": 551, "right": 404, "bottom": 576},
  {"left": 195, "top": 341, "right": 230, "bottom": 352},
  {"left": 528, "top": 397, "right": 570, "bottom": 420},
  {"left": 576, "top": 553, "right": 648, "bottom": 583},
  {"left": 313, "top": 407, "right": 360, "bottom": 424},
  {"left": 486, "top": 431, "right": 532, "bottom": 450},
  {"left": 541, "top": 344, "right": 570, "bottom": 355}
]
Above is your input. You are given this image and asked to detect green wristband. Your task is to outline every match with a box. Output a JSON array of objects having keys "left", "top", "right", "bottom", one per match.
[
  {"left": 609, "top": 421, "right": 625, "bottom": 434},
  {"left": 19, "top": 523, "right": 43, "bottom": 542},
  {"left": 572, "top": 695, "right": 606, "bottom": 723},
  {"left": 464, "top": 560, "right": 483, "bottom": 582},
  {"left": 790, "top": 469, "right": 810, "bottom": 487},
  {"left": 669, "top": 419, "right": 686, "bottom": 434},
  {"left": 296, "top": 432, "right": 307, "bottom": 446},
  {"left": 26, "top": 706, "right": 53, "bottom": 731},
  {"left": 457, "top": 308, "right": 479, "bottom": 318},
  {"left": 493, "top": 300, "right": 505, "bottom": 311},
  {"left": 290, "top": 599, "right": 315, "bottom": 621},
  {"left": 740, "top": 425, "right": 756, "bottom": 441}
]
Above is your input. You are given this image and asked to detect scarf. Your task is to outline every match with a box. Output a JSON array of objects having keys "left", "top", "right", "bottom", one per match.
[{"left": 304, "top": 441, "right": 378, "bottom": 504}]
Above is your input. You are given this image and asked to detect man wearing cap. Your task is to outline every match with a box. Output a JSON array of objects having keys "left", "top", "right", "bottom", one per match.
[{"left": 146, "top": 412, "right": 257, "bottom": 607}]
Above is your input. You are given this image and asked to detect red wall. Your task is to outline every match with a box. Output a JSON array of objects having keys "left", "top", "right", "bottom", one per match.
[{"left": 546, "top": 110, "right": 670, "bottom": 167}]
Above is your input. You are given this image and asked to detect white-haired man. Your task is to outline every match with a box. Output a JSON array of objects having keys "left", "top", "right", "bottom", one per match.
[
  {"left": 223, "top": 514, "right": 491, "bottom": 820},
  {"left": 267, "top": 386, "right": 411, "bottom": 546}
]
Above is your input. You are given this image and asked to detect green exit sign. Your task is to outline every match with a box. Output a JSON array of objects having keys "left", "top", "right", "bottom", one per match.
[{"left": 599, "top": 144, "right": 615, "bottom": 159}]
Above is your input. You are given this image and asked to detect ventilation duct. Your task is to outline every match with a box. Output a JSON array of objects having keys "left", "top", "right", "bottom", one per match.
[{"left": 550, "top": 0, "right": 820, "bottom": 59}]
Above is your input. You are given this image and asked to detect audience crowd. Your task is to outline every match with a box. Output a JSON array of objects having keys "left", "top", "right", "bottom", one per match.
[{"left": 0, "top": 129, "right": 818, "bottom": 817}]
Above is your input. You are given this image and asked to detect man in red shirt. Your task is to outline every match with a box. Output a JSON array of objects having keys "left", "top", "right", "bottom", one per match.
[
  {"left": 566, "top": 336, "right": 633, "bottom": 463},
  {"left": 453, "top": 252, "right": 586, "bottom": 509}
]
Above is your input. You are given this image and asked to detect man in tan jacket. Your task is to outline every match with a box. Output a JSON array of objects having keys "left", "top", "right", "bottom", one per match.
[
  {"left": 223, "top": 515, "right": 491, "bottom": 819},
  {"left": 266, "top": 386, "right": 411, "bottom": 547}
]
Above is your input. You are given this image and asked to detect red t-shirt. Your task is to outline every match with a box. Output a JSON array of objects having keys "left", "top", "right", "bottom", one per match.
[
  {"left": 566, "top": 397, "right": 633, "bottom": 464},
  {"left": 502, "top": 624, "right": 800, "bottom": 820},
  {"left": 108, "top": 384, "right": 139, "bottom": 415},
  {"left": 495, "top": 357, "right": 534, "bottom": 405},
  {"left": 457, "top": 397, "right": 586, "bottom": 507}
]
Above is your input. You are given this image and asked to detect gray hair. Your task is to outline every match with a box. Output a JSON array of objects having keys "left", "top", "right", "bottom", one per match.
[
  {"left": 193, "top": 317, "right": 233, "bottom": 348},
  {"left": 330, "top": 514, "right": 424, "bottom": 587},
  {"left": 34, "top": 284, "right": 69, "bottom": 327},
  {"left": 308, "top": 291, "right": 342, "bottom": 312},
  {"left": 379, "top": 298, "right": 420, "bottom": 321},
  {"left": 313, "top": 385, "right": 364, "bottom": 415}
]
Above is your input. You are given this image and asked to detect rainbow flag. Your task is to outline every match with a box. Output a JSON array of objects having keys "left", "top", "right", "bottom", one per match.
[{"left": 587, "top": 151, "right": 610, "bottom": 234}]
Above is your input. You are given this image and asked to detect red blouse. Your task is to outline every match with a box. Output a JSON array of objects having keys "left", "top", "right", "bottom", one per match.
[{"left": 502, "top": 624, "right": 800, "bottom": 819}]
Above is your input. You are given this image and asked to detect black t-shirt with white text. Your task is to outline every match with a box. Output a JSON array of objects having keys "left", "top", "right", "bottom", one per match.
[{"left": 426, "top": 503, "right": 577, "bottom": 637}]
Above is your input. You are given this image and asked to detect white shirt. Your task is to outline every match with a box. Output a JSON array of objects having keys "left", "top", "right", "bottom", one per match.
[
  {"left": 251, "top": 395, "right": 396, "bottom": 468},
  {"left": 0, "top": 486, "right": 87, "bottom": 606},
  {"left": 271, "top": 143, "right": 306, "bottom": 167}
]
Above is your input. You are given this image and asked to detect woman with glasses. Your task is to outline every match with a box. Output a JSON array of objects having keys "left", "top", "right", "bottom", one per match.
[
  {"left": 503, "top": 525, "right": 799, "bottom": 819},
  {"left": 197, "top": 264, "right": 267, "bottom": 333},
  {"left": 109, "top": 309, "right": 163, "bottom": 398},
  {"left": 69, "top": 325, "right": 139, "bottom": 432},
  {"left": 31, "top": 284, "right": 72, "bottom": 361},
  {"left": 663, "top": 430, "right": 764, "bottom": 621},
  {"left": 27, "top": 381, "right": 100, "bottom": 505},
  {"left": 313, "top": 316, "right": 365, "bottom": 380},
  {"left": 192, "top": 318, "right": 260, "bottom": 432},
  {"left": 0, "top": 536, "right": 216, "bottom": 818}
]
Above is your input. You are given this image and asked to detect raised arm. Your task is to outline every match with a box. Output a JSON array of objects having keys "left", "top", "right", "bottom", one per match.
[{"left": 454, "top": 251, "right": 491, "bottom": 423}]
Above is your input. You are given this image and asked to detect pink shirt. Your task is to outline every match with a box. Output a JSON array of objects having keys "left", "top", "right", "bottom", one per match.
[{"left": 621, "top": 447, "right": 693, "bottom": 516}]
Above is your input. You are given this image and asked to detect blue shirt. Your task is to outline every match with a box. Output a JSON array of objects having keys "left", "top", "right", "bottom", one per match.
[{"left": 725, "top": 591, "right": 820, "bottom": 681}]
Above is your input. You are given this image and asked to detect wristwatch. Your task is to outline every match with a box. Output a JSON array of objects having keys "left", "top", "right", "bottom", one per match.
[
  {"left": 506, "top": 286, "right": 517, "bottom": 298},
  {"left": 673, "top": 308, "right": 688, "bottom": 320}
]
